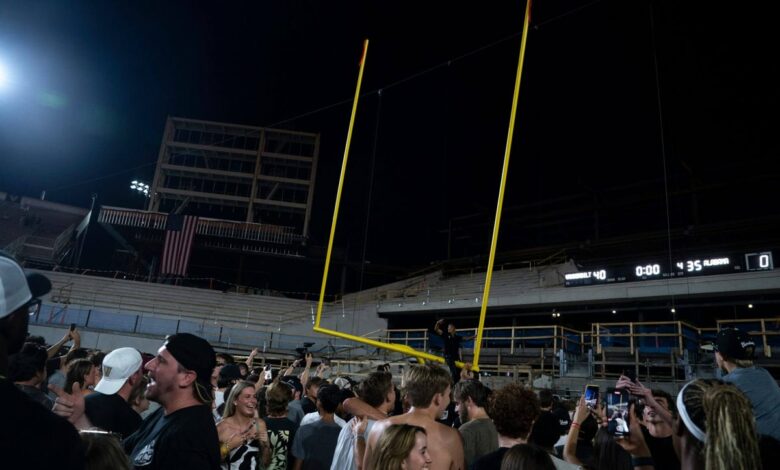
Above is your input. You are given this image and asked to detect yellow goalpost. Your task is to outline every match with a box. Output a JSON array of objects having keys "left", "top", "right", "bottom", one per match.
[{"left": 313, "top": 0, "right": 534, "bottom": 372}]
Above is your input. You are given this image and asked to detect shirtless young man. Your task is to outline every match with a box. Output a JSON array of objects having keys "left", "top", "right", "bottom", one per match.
[{"left": 363, "top": 364, "right": 464, "bottom": 470}]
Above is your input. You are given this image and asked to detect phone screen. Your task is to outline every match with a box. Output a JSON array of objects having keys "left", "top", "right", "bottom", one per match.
[
  {"left": 606, "top": 388, "right": 630, "bottom": 437},
  {"left": 584, "top": 385, "right": 599, "bottom": 408}
]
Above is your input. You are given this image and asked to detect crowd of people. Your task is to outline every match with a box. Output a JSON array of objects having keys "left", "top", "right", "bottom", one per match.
[{"left": 3, "top": 250, "right": 780, "bottom": 469}]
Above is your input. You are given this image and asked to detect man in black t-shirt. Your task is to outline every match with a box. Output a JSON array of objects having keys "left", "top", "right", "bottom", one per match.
[
  {"left": 433, "top": 320, "right": 474, "bottom": 383},
  {"left": 637, "top": 389, "right": 680, "bottom": 470},
  {"left": 85, "top": 347, "right": 144, "bottom": 438},
  {"left": 123, "top": 333, "right": 220, "bottom": 469},
  {"left": 53, "top": 333, "right": 221, "bottom": 470},
  {"left": 300, "top": 376, "right": 324, "bottom": 415}
]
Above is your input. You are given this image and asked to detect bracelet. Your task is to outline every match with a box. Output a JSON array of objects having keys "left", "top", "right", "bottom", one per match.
[
  {"left": 631, "top": 456, "right": 654, "bottom": 467},
  {"left": 571, "top": 422, "right": 580, "bottom": 428}
]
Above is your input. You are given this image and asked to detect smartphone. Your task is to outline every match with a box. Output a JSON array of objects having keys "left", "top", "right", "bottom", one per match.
[
  {"left": 70, "top": 323, "right": 76, "bottom": 331},
  {"left": 584, "top": 385, "right": 599, "bottom": 409},
  {"left": 606, "top": 387, "right": 630, "bottom": 437},
  {"left": 622, "top": 368, "right": 637, "bottom": 383}
]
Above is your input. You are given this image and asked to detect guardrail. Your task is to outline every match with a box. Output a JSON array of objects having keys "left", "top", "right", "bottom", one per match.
[
  {"left": 385, "top": 325, "right": 586, "bottom": 357},
  {"left": 592, "top": 321, "right": 701, "bottom": 355},
  {"left": 98, "top": 206, "right": 302, "bottom": 245},
  {"left": 386, "top": 319, "right": 780, "bottom": 380}
]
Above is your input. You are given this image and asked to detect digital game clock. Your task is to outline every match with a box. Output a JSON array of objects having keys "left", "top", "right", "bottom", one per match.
[{"left": 564, "top": 251, "right": 774, "bottom": 287}]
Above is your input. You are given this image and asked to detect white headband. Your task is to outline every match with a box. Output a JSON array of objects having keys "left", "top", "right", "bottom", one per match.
[{"left": 677, "top": 382, "right": 707, "bottom": 442}]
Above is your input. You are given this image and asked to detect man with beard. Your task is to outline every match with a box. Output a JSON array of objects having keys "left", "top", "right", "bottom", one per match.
[
  {"left": 52, "top": 333, "right": 221, "bottom": 469},
  {"left": 452, "top": 379, "right": 497, "bottom": 467}
]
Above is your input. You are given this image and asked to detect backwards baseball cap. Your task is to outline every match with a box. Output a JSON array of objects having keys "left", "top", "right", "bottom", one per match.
[
  {"left": 164, "top": 333, "right": 216, "bottom": 402},
  {"left": 281, "top": 375, "right": 303, "bottom": 394},
  {"left": 94, "top": 347, "right": 143, "bottom": 395},
  {"left": 715, "top": 328, "right": 756, "bottom": 360},
  {"left": 333, "top": 376, "right": 352, "bottom": 390},
  {"left": 219, "top": 363, "right": 242, "bottom": 381},
  {"left": 0, "top": 251, "right": 52, "bottom": 319}
]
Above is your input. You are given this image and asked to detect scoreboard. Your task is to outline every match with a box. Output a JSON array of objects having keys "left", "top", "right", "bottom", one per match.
[{"left": 564, "top": 251, "right": 774, "bottom": 287}]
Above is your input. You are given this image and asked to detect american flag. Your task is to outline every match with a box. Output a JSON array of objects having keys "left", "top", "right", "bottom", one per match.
[{"left": 160, "top": 214, "right": 198, "bottom": 276}]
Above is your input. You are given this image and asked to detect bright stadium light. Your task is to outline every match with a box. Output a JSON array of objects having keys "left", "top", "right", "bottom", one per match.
[
  {"left": 130, "top": 180, "right": 150, "bottom": 197},
  {"left": 0, "top": 59, "right": 10, "bottom": 91}
]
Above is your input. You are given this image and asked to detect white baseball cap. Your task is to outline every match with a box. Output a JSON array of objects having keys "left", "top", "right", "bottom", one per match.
[
  {"left": 333, "top": 377, "right": 352, "bottom": 390},
  {"left": 94, "top": 347, "right": 143, "bottom": 395},
  {"left": 0, "top": 252, "right": 51, "bottom": 319}
]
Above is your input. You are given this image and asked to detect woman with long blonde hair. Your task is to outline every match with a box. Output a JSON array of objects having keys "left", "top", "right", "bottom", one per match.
[
  {"left": 369, "top": 424, "right": 432, "bottom": 470},
  {"left": 217, "top": 381, "right": 271, "bottom": 469}
]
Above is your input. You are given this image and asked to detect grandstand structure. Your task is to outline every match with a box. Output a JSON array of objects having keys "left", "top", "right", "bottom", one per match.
[
  {"left": 23, "top": 117, "right": 324, "bottom": 291},
  {"left": 148, "top": 116, "right": 319, "bottom": 237},
  {"left": 24, "top": 249, "right": 780, "bottom": 395},
  {"left": 0, "top": 193, "right": 89, "bottom": 266},
  {"left": 5, "top": 115, "right": 779, "bottom": 394}
]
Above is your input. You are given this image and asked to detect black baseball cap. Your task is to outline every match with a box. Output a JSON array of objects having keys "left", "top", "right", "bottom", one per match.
[
  {"left": 164, "top": 333, "right": 216, "bottom": 401},
  {"left": 219, "top": 364, "right": 242, "bottom": 381},
  {"left": 281, "top": 375, "right": 303, "bottom": 394},
  {"left": 715, "top": 328, "right": 756, "bottom": 360}
]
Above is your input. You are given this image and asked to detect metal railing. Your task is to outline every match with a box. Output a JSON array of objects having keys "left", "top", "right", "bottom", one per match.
[
  {"left": 52, "top": 223, "right": 76, "bottom": 260},
  {"left": 98, "top": 206, "right": 302, "bottom": 245},
  {"left": 385, "top": 318, "right": 780, "bottom": 380},
  {"left": 385, "top": 325, "right": 585, "bottom": 357},
  {"left": 592, "top": 321, "right": 701, "bottom": 355}
]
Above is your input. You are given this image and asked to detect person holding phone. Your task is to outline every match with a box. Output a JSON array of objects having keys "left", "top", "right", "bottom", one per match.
[
  {"left": 617, "top": 376, "right": 679, "bottom": 470},
  {"left": 584, "top": 385, "right": 599, "bottom": 409},
  {"left": 564, "top": 388, "right": 635, "bottom": 470}
]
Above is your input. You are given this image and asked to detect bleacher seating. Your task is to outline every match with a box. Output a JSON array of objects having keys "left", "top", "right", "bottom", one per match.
[
  {"left": 30, "top": 269, "right": 387, "bottom": 353},
  {"left": 375, "top": 262, "right": 571, "bottom": 306}
]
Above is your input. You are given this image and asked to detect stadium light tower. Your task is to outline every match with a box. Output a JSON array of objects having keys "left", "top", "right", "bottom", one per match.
[
  {"left": 130, "top": 180, "right": 150, "bottom": 210},
  {"left": 130, "top": 180, "right": 150, "bottom": 197}
]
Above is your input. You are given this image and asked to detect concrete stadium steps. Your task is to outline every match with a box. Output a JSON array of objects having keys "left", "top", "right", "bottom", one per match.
[
  {"left": 378, "top": 265, "right": 560, "bottom": 305},
  {"left": 39, "top": 269, "right": 315, "bottom": 326},
  {"left": 30, "top": 270, "right": 388, "bottom": 358}
]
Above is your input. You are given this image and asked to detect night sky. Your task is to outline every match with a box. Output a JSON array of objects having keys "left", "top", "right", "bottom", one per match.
[{"left": 1, "top": 1, "right": 779, "bottom": 286}]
